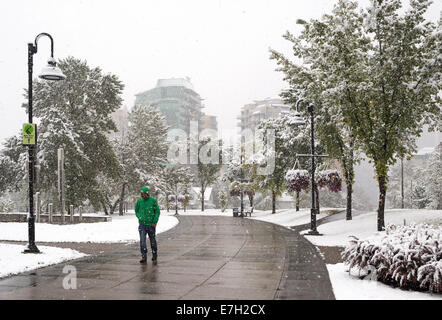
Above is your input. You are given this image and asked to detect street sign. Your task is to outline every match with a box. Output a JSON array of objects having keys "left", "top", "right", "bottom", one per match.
[{"left": 22, "top": 123, "right": 36, "bottom": 145}]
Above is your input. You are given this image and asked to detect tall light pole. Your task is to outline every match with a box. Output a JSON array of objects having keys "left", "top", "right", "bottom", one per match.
[
  {"left": 240, "top": 147, "right": 244, "bottom": 217},
  {"left": 175, "top": 184, "right": 179, "bottom": 215},
  {"left": 401, "top": 157, "right": 404, "bottom": 209},
  {"left": 295, "top": 99, "right": 328, "bottom": 236},
  {"left": 24, "top": 33, "right": 65, "bottom": 253}
]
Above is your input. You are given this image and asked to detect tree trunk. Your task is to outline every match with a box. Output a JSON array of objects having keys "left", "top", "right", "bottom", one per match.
[
  {"left": 118, "top": 183, "right": 126, "bottom": 216},
  {"left": 272, "top": 190, "right": 276, "bottom": 214},
  {"left": 377, "top": 174, "right": 387, "bottom": 231},
  {"left": 296, "top": 191, "right": 300, "bottom": 211},
  {"left": 110, "top": 199, "right": 119, "bottom": 215},
  {"left": 201, "top": 188, "right": 205, "bottom": 212},
  {"left": 101, "top": 201, "right": 109, "bottom": 216},
  {"left": 346, "top": 181, "right": 352, "bottom": 220},
  {"left": 249, "top": 195, "right": 254, "bottom": 207},
  {"left": 314, "top": 184, "right": 320, "bottom": 215}
]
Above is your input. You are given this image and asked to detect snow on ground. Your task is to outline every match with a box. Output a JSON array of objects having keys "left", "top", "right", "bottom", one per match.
[
  {"left": 0, "top": 243, "right": 87, "bottom": 278},
  {"left": 0, "top": 213, "right": 178, "bottom": 243},
  {"left": 162, "top": 208, "right": 235, "bottom": 217},
  {"left": 163, "top": 207, "right": 342, "bottom": 228},
  {"left": 233, "top": 207, "right": 441, "bottom": 300},
  {"left": 327, "top": 263, "right": 442, "bottom": 300},
  {"left": 250, "top": 208, "right": 343, "bottom": 227},
  {"left": 302, "top": 209, "right": 442, "bottom": 247}
]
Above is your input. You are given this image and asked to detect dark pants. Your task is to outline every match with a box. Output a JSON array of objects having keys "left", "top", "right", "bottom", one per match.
[{"left": 138, "top": 224, "right": 157, "bottom": 259}]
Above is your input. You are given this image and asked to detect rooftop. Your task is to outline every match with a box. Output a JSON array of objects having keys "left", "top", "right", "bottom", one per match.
[{"left": 156, "top": 78, "right": 195, "bottom": 91}]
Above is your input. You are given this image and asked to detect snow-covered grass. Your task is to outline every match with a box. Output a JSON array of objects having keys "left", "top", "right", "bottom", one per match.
[
  {"left": 327, "top": 263, "right": 442, "bottom": 300},
  {"left": 0, "top": 213, "right": 178, "bottom": 243},
  {"left": 0, "top": 243, "right": 87, "bottom": 278},
  {"left": 303, "top": 209, "right": 442, "bottom": 247},
  {"left": 251, "top": 207, "right": 343, "bottom": 227}
]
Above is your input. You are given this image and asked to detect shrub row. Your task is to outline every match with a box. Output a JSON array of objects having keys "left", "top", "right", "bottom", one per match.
[{"left": 342, "top": 223, "right": 442, "bottom": 293}]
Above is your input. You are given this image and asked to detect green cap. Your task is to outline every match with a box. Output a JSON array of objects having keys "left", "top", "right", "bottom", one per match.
[{"left": 140, "top": 186, "right": 150, "bottom": 194}]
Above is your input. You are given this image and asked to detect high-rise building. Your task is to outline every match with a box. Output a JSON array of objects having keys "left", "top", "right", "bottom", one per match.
[
  {"left": 237, "top": 98, "right": 291, "bottom": 133},
  {"left": 135, "top": 78, "right": 204, "bottom": 135},
  {"left": 200, "top": 114, "right": 218, "bottom": 133}
]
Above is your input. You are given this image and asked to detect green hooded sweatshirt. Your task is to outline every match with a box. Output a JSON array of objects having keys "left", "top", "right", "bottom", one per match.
[{"left": 135, "top": 196, "right": 160, "bottom": 226}]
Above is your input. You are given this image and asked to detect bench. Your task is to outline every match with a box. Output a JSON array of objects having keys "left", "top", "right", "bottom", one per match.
[{"left": 244, "top": 206, "right": 253, "bottom": 217}]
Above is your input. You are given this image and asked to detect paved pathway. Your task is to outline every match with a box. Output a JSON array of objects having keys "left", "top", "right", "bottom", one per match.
[{"left": 0, "top": 216, "right": 334, "bottom": 300}]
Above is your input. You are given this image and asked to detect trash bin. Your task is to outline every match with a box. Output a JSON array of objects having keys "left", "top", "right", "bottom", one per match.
[{"left": 232, "top": 208, "right": 239, "bottom": 217}]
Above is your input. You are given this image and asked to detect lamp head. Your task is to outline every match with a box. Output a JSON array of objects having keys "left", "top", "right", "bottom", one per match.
[
  {"left": 38, "top": 57, "right": 66, "bottom": 81},
  {"left": 292, "top": 112, "right": 305, "bottom": 126}
]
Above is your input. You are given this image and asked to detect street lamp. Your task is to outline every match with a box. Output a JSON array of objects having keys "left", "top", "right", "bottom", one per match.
[
  {"left": 294, "top": 99, "right": 328, "bottom": 236},
  {"left": 240, "top": 148, "right": 244, "bottom": 217},
  {"left": 292, "top": 99, "right": 306, "bottom": 126},
  {"left": 24, "top": 33, "right": 65, "bottom": 254}
]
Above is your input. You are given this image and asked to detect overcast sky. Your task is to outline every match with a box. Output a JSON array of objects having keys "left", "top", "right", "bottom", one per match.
[{"left": 0, "top": 0, "right": 440, "bottom": 145}]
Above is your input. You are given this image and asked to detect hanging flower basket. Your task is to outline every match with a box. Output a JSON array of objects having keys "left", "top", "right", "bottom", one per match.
[
  {"left": 168, "top": 195, "right": 176, "bottom": 202},
  {"left": 177, "top": 195, "right": 186, "bottom": 203},
  {"left": 328, "top": 171, "right": 342, "bottom": 193},
  {"left": 316, "top": 171, "right": 329, "bottom": 189},
  {"left": 229, "top": 181, "right": 241, "bottom": 197},
  {"left": 285, "top": 169, "right": 310, "bottom": 193},
  {"left": 316, "top": 169, "right": 342, "bottom": 193},
  {"left": 244, "top": 189, "right": 255, "bottom": 197}
]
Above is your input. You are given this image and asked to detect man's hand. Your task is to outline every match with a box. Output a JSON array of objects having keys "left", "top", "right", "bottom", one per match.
[{"left": 152, "top": 223, "right": 157, "bottom": 227}]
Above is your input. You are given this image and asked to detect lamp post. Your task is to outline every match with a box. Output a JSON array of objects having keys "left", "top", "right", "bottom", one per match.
[
  {"left": 294, "top": 99, "right": 328, "bottom": 236},
  {"left": 24, "top": 33, "right": 65, "bottom": 253},
  {"left": 240, "top": 148, "right": 244, "bottom": 217},
  {"left": 401, "top": 157, "right": 404, "bottom": 209},
  {"left": 175, "top": 184, "right": 179, "bottom": 215}
]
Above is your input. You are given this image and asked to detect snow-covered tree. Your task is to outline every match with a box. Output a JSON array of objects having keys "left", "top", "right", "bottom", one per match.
[
  {"left": 19, "top": 57, "right": 124, "bottom": 209},
  {"left": 0, "top": 197, "right": 14, "bottom": 213},
  {"left": 107, "top": 104, "right": 168, "bottom": 214},
  {"left": 0, "top": 135, "right": 26, "bottom": 196},
  {"left": 427, "top": 144, "right": 442, "bottom": 209},
  {"left": 271, "top": 0, "right": 441, "bottom": 230},
  {"left": 254, "top": 114, "right": 313, "bottom": 213},
  {"left": 219, "top": 189, "right": 227, "bottom": 212},
  {"left": 196, "top": 137, "right": 222, "bottom": 211},
  {"left": 271, "top": 0, "right": 364, "bottom": 220},
  {"left": 163, "top": 164, "right": 194, "bottom": 214}
]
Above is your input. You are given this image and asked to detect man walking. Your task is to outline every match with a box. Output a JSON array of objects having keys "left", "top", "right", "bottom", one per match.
[{"left": 135, "top": 186, "right": 160, "bottom": 264}]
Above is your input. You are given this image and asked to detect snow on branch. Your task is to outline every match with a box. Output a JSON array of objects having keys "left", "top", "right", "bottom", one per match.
[{"left": 342, "top": 223, "right": 442, "bottom": 293}]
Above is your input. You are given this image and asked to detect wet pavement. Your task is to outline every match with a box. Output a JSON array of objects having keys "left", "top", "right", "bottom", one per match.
[{"left": 0, "top": 216, "right": 334, "bottom": 300}]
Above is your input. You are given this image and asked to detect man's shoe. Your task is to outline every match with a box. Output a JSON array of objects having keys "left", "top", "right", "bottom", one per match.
[
  {"left": 152, "top": 254, "right": 157, "bottom": 262},
  {"left": 139, "top": 258, "right": 147, "bottom": 264}
]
